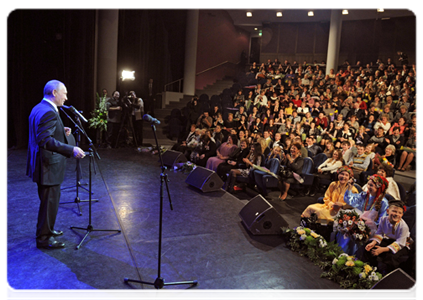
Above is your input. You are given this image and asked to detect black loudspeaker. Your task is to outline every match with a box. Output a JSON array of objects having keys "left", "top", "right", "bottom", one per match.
[
  {"left": 362, "top": 269, "right": 420, "bottom": 300},
  {"left": 185, "top": 166, "right": 224, "bottom": 192},
  {"left": 239, "top": 194, "right": 288, "bottom": 235},
  {"left": 161, "top": 150, "right": 187, "bottom": 168}
]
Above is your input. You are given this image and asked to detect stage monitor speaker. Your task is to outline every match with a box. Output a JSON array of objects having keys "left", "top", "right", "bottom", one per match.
[
  {"left": 161, "top": 150, "right": 187, "bottom": 168},
  {"left": 239, "top": 194, "right": 288, "bottom": 235},
  {"left": 362, "top": 269, "right": 420, "bottom": 300},
  {"left": 185, "top": 166, "right": 224, "bottom": 192}
]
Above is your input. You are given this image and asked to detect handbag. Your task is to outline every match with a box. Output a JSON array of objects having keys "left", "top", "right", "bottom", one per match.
[{"left": 279, "top": 165, "right": 293, "bottom": 179}]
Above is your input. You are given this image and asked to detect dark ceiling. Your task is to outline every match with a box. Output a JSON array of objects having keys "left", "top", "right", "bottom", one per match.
[{"left": 226, "top": 9, "right": 415, "bottom": 34}]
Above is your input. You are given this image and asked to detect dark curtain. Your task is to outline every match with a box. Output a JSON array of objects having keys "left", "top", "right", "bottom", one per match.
[
  {"left": 8, "top": 10, "right": 96, "bottom": 149},
  {"left": 117, "top": 10, "right": 186, "bottom": 99}
]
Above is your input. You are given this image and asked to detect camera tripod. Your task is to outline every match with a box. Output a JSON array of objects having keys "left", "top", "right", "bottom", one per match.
[{"left": 115, "top": 96, "right": 138, "bottom": 148}]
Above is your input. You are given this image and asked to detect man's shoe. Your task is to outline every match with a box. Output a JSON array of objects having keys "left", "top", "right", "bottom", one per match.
[
  {"left": 52, "top": 230, "right": 63, "bottom": 237},
  {"left": 36, "top": 238, "right": 65, "bottom": 249}
]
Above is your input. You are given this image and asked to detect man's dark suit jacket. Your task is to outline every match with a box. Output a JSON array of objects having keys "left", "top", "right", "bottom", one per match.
[{"left": 26, "top": 100, "right": 74, "bottom": 185}]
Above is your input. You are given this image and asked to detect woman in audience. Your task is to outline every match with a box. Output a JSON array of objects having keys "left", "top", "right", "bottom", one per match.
[
  {"left": 337, "top": 174, "right": 390, "bottom": 254},
  {"left": 363, "top": 163, "right": 400, "bottom": 201},
  {"left": 216, "top": 139, "right": 250, "bottom": 182},
  {"left": 397, "top": 131, "right": 416, "bottom": 171},
  {"left": 278, "top": 142, "right": 304, "bottom": 200},
  {"left": 225, "top": 142, "right": 263, "bottom": 193},
  {"left": 302, "top": 166, "right": 358, "bottom": 221},
  {"left": 206, "top": 134, "right": 238, "bottom": 171}
]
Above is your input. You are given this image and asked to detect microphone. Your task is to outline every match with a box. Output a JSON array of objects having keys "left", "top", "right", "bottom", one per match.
[
  {"left": 143, "top": 114, "right": 161, "bottom": 125},
  {"left": 62, "top": 105, "right": 88, "bottom": 123}
]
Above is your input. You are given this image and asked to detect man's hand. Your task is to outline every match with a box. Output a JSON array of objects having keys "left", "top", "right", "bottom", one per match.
[
  {"left": 64, "top": 127, "right": 71, "bottom": 136},
  {"left": 73, "top": 147, "right": 86, "bottom": 159}
]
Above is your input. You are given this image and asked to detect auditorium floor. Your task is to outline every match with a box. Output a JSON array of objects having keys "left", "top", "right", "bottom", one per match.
[{"left": 6, "top": 147, "right": 414, "bottom": 296}]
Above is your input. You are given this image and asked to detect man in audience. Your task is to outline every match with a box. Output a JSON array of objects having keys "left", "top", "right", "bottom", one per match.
[{"left": 347, "top": 143, "right": 371, "bottom": 179}]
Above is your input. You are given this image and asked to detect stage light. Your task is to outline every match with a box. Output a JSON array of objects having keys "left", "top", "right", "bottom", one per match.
[
  {"left": 121, "top": 70, "right": 135, "bottom": 81},
  {"left": 308, "top": 11, "right": 314, "bottom": 17},
  {"left": 377, "top": 9, "right": 384, "bottom": 13},
  {"left": 276, "top": 12, "right": 282, "bottom": 17},
  {"left": 246, "top": 12, "right": 252, "bottom": 17},
  {"left": 342, "top": 10, "right": 349, "bottom": 15}
]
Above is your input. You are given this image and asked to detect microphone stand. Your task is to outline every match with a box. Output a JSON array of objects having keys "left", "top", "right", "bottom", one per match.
[
  {"left": 60, "top": 109, "right": 98, "bottom": 215},
  {"left": 65, "top": 113, "right": 121, "bottom": 250},
  {"left": 124, "top": 120, "right": 197, "bottom": 289}
]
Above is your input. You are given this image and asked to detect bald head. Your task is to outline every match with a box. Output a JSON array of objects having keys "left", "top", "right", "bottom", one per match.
[{"left": 43, "top": 80, "right": 65, "bottom": 98}]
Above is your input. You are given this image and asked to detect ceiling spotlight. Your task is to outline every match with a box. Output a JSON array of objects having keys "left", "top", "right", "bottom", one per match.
[
  {"left": 342, "top": 10, "right": 349, "bottom": 15},
  {"left": 276, "top": 12, "right": 282, "bottom": 17},
  {"left": 246, "top": 12, "right": 252, "bottom": 17},
  {"left": 377, "top": 9, "right": 384, "bottom": 13},
  {"left": 308, "top": 11, "right": 314, "bottom": 17},
  {"left": 254, "top": 27, "right": 258, "bottom": 31}
]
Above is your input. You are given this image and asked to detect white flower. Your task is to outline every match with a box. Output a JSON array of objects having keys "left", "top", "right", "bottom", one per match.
[
  {"left": 343, "top": 221, "right": 348, "bottom": 227},
  {"left": 339, "top": 253, "right": 348, "bottom": 258},
  {"left": 359, "top": 234, "right": 363, "bottom": 240},
  {"left": 348, "top": 220, "right": 353, "bottom": 225},
  {"left": 332, "top": 258, "right": 338, "bottom": 265},
  {"left": 300, "top": 234, "right": 307, "bottom": 241}
]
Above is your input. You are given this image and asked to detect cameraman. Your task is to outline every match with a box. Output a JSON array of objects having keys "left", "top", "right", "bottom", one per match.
[
  {"left": 106, "top": 91, "right": 122, "bottom": 148},
  {"left": 196, "top": 111, "right": 212, "bottom": 129},
  {"left": 126, "top": 91, "right": 144, "bottom": 146}
]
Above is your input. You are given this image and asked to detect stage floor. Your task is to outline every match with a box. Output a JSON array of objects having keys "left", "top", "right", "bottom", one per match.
[{"left": 7, "top": 147, "right": 362, "bottom": 294}]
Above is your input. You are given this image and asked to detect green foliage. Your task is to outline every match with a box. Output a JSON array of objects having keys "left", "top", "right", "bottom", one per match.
[{"left": 88, "top": 93, "right": 108, "bottom": 132}]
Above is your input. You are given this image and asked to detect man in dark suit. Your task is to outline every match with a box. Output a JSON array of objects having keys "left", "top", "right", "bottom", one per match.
[{"left": 27, "top": 80, "right": 86, "bottom": 249}]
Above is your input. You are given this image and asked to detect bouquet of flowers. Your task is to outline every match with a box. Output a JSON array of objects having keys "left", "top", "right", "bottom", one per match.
[
  {"left": 349, "top": 219, "right": 371, "bottom": 245},
  {"left": 334, "top": 209, "right": 371, "bottom": 244}
]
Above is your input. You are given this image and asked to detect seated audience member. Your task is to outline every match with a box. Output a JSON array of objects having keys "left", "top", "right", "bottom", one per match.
[
  {"left": 190, "top": 134, "right": 217, "bottom": 167},
  {"left": 335, "top": 122, "right": 354, "bottom": 143},
  {"left": 278, "top": 142, "right": 304, "bottom": 200},
  {"left": 171, "top": 124, "right": 197, "bottom": 152},
  {"left": 272, "top": 132, "right": 283, "bottom": 149},
  {"left": 212, "top": 124, "right": 225, "bottom": 144},
  {"left": 262, "top": 130, "right": 273, "bottom": 149},
  {"left": 362, "top": 114, "right": 377, "bottom": 136},
  {"left": 305, "top": 135, "right": 322, "bottom": 158},
  {"left": 302, "top": 166, "right": 358, "bottom": 221},
  {"left": 250, "top": 117, "right": 263, "bottom": 136},
  {"left": 347, "top": 143, "right": 372, "bottom": 179},
  {"left": 196, "top": 111, "right": 213, "bottom": 129},
  {"left": 225, "top": 142, "right": 263, "bottom": 193},
  {"left": 206, "top": 134, "right": 238, "bottom": 171},
  {"left": 368, "top": 127, "right": 387, "bottom": 155},
  {"left": 374, "top": 114, "right": 391, "bottom": 134},
  {"left": 354, "top": 125, "right": 370, "bottom": 146},
  {"left": 356, "top": 199, "right": 410, "bottom": 276},
  {"left": 340, "top": 140, "right": 354, "bottom": 164},
  {"left": 373, "top": 144, "right": 396, "bottom": 170},
  {"left": 363, "top": 163, "right": 401, "bottom": 201},
  {"left": 307, "top": 149, "right": 344, "bottom": 196},
  {"left": 385, "top": 127, "right": 405, "bottom": 151},
  {"left": 223, "top": 113, "right": 238, "bottom": 133},
  {"left": 397, "top": 131, "right": 416, "bottom": 171},
  {"left": 322, "top": 139, "right": 335, "bottom": 158},
  {"left": 216, "top": 138, "right": 250, "bottom": 181},
  {"left": 389, "top": 117, "right": 407, "bottom": 136},
  {"left": 337, "top": 174, "right": 390, "bottom": 254}
]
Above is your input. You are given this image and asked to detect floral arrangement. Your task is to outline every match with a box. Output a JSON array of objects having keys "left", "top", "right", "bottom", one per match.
[
  {"left": 88, "top": 93, "right": 108, "bottom": 132},
  {"left": 334, "top": 209, "right": 371, "bottom": 245},
  {"left": 323, "top": 253, "right": 383, "bottom": 289},
  {"left": 283, "top": 226, "right": 382, "bottom": 289},
  {"left": 180, "top": 161, "right": 196, "bottom": 174}
]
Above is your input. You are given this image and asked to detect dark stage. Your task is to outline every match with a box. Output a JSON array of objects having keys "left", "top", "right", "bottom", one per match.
[{"left": 6, "top": 147, "right": 416, "bottom": 297}]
